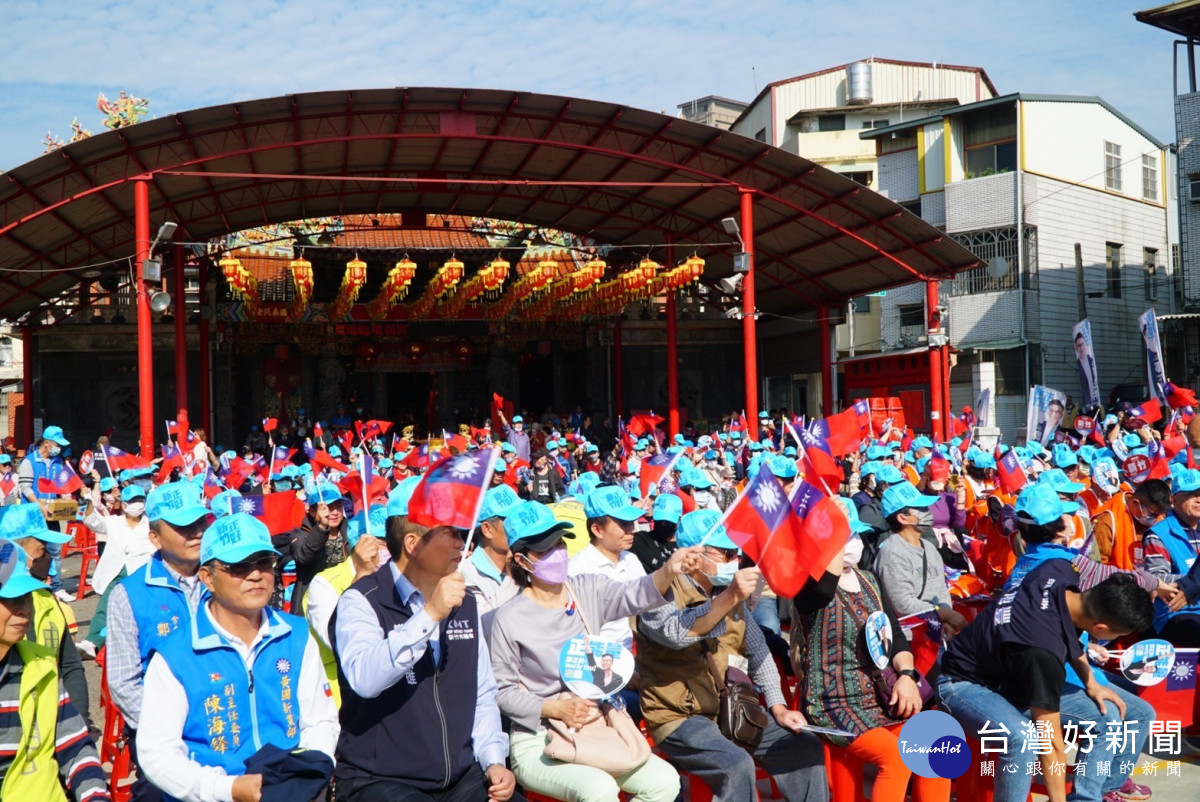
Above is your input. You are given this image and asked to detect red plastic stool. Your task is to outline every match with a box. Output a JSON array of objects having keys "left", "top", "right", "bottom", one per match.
[
  {"left": 76, "top": 547, "right": 98, "bottom": 600},
  {"left": 823, "top": 742, "right": 868, "bottom": 802},
  {"left": 62, "top": 521, "right": 94, "bottom": 558}
]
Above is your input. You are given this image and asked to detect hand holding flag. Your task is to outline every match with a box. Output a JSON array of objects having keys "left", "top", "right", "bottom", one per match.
[{"left": 407, "top": 448, "right": 497, "bottom": 530}]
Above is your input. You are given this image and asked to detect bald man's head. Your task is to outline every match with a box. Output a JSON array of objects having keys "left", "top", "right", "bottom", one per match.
[{"left": 1187, "top": 415, "right": 1200, "bottom": 448}]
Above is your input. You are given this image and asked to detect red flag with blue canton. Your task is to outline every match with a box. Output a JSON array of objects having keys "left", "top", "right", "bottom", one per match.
[
  {"left": 157, "top": 444, "right": 185, "bottom": 483},
  {"left": 262, "top": 417, "right": 278, "bottom": 433},
  {"left": 628, "top": 412, "right": 664, "bottom": 438},
  {"left": 787, "top": 480, "right": 852, "bottom": 583},
  {"left": 1130, "top": 398, "right": 1163, "bottom": 424},
  {"left": 101, "top": 444, "right": 150, "bottom": 471},
  {"left": 408, "top": 449, "right": 497, "bottom": 529},
  {"left": 237, "top": 491, "right": 306, "bottom": 535},
  {"left": 798, "top": 425, "right": 844, "bottom": 489},
  {"left": 808, "top": 405, "right": 865, "bottom": 457},
  {"left": 1164, "top": 382, "right": 1198, "bottom": 410},
  {"left": 995, "top": 446, "right": 1027, "bottom": 494},
  {"left": 37, "top": 462, "right": 82, "bottom": 495},
  {"left": 639, "top": 450, "right": 684, "bottom": 499}
]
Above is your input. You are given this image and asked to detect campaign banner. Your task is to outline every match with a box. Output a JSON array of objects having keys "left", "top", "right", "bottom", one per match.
[
  {"left": 975, "top": 388, "right": 992, "bottom": 429},
  {"left": 1072, "top": 319, "right": 1101, "bottom": 409},
  {"left": 1025, "top": 385, "right": 1067, "bottom": 446},
  {"left": 558, "top": 635, "right": 634, "bottom": 700},
  {"left": 1140, "top": 309, "right": 1168, "bottom": 406}
]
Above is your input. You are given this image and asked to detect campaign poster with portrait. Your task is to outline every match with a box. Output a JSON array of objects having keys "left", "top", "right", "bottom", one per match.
[
  {"left": 1025, "top": 385, "right": 1067, "bottom": 447},
  {"left": 1072, "top": 319, "right": 1101, "bottom": 409},
  {"left": 558, "top": 635, "right": 634, "bottom": 700},
  {"left": 1119, "top": 639, "right": 1176, "bottom": 687},
  {"left": 1140, "top": 309, "right": 1168, "bottom": 406},
  {"left": 865, "top": 611, "right": 894, "bottom": 669}
]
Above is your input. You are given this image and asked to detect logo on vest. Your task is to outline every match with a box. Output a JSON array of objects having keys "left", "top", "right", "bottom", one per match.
[
  {"left": 275, "top": 658, "right": 292, "bottom": 675},
  {"left": 405, "top": 669, "right": 418, "bottom": 686},
  {"left": 446, "top": 619, "right": 475, "bottom": 641}
]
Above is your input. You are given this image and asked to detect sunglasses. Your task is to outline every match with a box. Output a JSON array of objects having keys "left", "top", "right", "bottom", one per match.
[{"left": 215, "top": 556, "right": 277, "bottom": 578}]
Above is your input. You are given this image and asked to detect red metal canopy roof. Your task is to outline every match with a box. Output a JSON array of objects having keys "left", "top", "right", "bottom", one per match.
[{"left": 0, "top": 87, "right": 981, "bottom": 322}]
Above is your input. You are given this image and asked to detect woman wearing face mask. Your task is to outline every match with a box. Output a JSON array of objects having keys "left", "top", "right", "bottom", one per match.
[
  {"left": 275, "top": 484, "right": 348, "bottom": 612},
  {"left": 789, "top": 497, "right": 951, "bottom": 802},
  {"left": 79, "top": 483, "right": 152, "bottom": 657},
  {"left": 916, "top": 454, "right": 970, "bottom": 570},
  {"left": 873, "top": 483, "right": 969, "bottom": 639},
  {"left": 490, "top": 500, "right": 700, "bottom": 802}
]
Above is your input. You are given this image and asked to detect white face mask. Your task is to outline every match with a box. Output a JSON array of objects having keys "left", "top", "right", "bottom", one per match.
[
  {"left": 842, "top": 537, "right": 864, "bottom": 570},
  {"left": 124, "top": 501, "right": 146, "bottom": 518}
]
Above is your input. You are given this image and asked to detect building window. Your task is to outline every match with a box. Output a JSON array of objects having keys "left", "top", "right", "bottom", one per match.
[
  {"left": 850, "top": 295, "right": 872, "bottom": 313},
  {"left": 949, "top": 226, "right": 1038, "bottom": 294},
  {"left": 1106, "top": 242, "right": 1123, "bottom": 298},
  {"left": 963, "top": 106, "right": 1017, "bottom": 178},
  {"left": 880, "top": 129, "right": 918, "bottom": 155},
  {"left": 1105, "top": 141, "right": 1122, "bottom": 192},
  {"left": 818, "top": 115, "right": 846, "bottom": 132},
  {"left": 844, "top": 171, "right": 873, "bottom": 186},
  {"left": 754, "top": 128, "right": 766, "bottom": 143},
  {"left": 1143, "top": 154, "right": 1158, "bottom": 201},
  {"left": 861, "top": 119, "right": 890, "bottom": 129},
  {"left": 900, "top": 200, "right": 922, "bottom": 217},
  {"left": 898, "top": 304, "right": 924, "bottom": 328},
  {"left": 1145, "top": 247, "right": 1159, "bottom": 301}
]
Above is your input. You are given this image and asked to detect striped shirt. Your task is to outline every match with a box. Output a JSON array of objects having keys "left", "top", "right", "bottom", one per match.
[{"left": 0, "top": 649, "right": 110, "bottom": 801}]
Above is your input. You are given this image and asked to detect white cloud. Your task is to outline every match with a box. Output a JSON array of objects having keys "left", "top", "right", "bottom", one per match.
[{"left": 0, "top": 0, "right": 1178, "bottom": 169}]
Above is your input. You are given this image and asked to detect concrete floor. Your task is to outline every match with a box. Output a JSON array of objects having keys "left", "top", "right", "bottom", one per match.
[{"left": 57, "top": 552, "right": 1200, "bottom": 801}]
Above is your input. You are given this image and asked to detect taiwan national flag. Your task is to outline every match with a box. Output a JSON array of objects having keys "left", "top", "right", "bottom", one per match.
[
  {"left": 37, "top": 462, "right": 83, "bottom": 495},
  {"left": 628, "top": 412, "right": 665, "bottom": 438},
  {"left": 995, "top": 447, "right": 1027, "bottom": 495},
  {"left": 262, "top": 417, "right": 278, "bottom": 433},
  {"left": 442, "top": 431, "right": 470, "bottom": 453},
  {"left": 639, "top": 450, "right": 684, "bottom": 499},
  {"left": 810, "top": 404, "right": 867, "bottom": 457},
  {"left": 101, "top": 444, "right": 151, "bottom": 472},
  {"left": 1130, "top": 399, "right": 1163, "bottom": 425},
  {"left": 272, "top": 445, "right": 294, "bottom": 466},
  {"left": 201, "top": 468, "right": 226, "bottom": 500},
  {"left": 401, "top": 443, "right": 433, "bottom": 471},
  {"left": 407, "top": 449, "right": 497, "bottom": 530},
  {"left": 1164, "top": 382, "right": 1199, "bottom": 410},
  {"left": 798, "top": 425, "right": 845, "bottom": 489},
  {"left": 313, "top": 422, "right": 324, "bottom": 439},
  {"left": 157, "top": 444, "right": 185, "bottom": 483},
  {"left": 237, "top": 491, "right": 306, "bottom": 535}
]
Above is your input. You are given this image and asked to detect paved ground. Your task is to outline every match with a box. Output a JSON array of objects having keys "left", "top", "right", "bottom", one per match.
[{"left": 56, "top": 552, "right": 1200, "bottom": 800}]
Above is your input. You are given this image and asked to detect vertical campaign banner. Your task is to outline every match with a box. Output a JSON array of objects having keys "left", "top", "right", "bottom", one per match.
[
  {"left": 975, "top": 388, "right": 992, "bottom": 429},
  {"left": 1026, "top": 385, "right": 1067, "bottom": 446},
  {"left": 1140, "top": 309, "right": 1168, "bottom": 405},
  {"left": 1072, "top": 319, "right": 1101, "bottom": 409}
]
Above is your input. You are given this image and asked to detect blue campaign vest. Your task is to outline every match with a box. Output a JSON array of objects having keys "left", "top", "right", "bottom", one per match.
[
  {"left": 119, "top": 553, "right": 201, "bottom": 670},
  {"left": 24, "top": 454, "right": 64, "bottom": 501},
  {"left": 153, "top": 604, "right": 309, "bottom": 786},
  {"left": 1147, "top": 513, "right": 1200, "bottom": 630}
]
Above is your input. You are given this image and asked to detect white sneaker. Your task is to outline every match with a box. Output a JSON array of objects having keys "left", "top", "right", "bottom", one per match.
[
  {"left": 54, "top": 589, "right": 75, "bottom": 603},
  {"left": 76, "top": 639, "right": 96, "bottom": 660}
]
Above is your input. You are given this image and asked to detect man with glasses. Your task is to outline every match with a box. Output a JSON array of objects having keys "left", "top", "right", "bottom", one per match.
[
  {"left": 104, "top": 480, "right": 212, "bottom": 801},
  {"left": 636, "top": 509, "right": 827, "bottom": 802},
  {"left": 138, "top": 513, "right": 338, "bottom": 802}
]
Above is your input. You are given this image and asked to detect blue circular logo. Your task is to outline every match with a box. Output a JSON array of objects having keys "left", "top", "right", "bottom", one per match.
[{"left": 897, "top": 710, "right": 971, "bottom": 779}]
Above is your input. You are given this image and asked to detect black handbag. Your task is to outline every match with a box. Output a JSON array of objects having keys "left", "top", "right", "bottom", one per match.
[{"left": 705, "top": 652, "right": 768, "bottom": 752}]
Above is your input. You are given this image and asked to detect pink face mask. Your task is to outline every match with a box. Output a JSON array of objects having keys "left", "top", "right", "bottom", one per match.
[{"left": 528, "top": 546, "right": 569, "bottom": 584}]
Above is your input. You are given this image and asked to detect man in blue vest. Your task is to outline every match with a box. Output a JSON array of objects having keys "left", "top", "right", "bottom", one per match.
[
  {"left": 17, "top": 424, "right": 71, "bottom": 600},
  {"left": 105, "top": 480, "right": 213, "bottom": 801},
  {"left": 138, "top": 512, "right": 338, "bottom": 802},
  {"left": 1143, "top": 468, "right": 1200, "bottom": 645},
  {"left": 332, "top": 513, "right": 515, "bottom": 801}
]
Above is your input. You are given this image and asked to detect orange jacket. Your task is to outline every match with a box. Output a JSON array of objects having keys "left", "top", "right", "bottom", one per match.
[{"left": 1091, "top": 492, "right": 1139, "bottom": 571}]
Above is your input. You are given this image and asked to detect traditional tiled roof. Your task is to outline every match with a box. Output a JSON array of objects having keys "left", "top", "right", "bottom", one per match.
[{"left": 334, "top": 214, "right": 489, "bottom": 250}]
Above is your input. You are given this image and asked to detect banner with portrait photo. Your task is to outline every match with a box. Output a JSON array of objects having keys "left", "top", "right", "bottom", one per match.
[
  {"left": 1140, "top": 308, "right": 1168, "bottom": 406},
  {"left": 1072, "top": 319, "right": 1101, "bottom": 409},
  {"left": 1026, "top": 385, "right": 1067, "bottom": 446}
]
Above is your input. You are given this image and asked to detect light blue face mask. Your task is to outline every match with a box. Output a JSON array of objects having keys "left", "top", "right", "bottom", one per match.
[{"left": 707, "top": 558, "right": 739, "bottom": 586}]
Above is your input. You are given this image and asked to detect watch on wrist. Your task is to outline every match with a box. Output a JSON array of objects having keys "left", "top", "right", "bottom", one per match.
[{"left": 899, "top": 668, "right": 921, "bottom": 682}]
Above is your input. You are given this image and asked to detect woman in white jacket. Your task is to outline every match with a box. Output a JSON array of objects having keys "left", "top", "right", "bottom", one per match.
[{"left": 76, "top": 483, "right": 151, "bottom": 657}]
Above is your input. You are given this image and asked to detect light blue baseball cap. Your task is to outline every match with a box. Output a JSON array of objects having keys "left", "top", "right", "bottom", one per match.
[
  {"left": 1016, "top": 483, "right": 1078, "bottom": 523},
  {"left": 500, "top": 442, "right": 517, "bottom": 454},
  {"left": 41, "top": 426, "right": 69, "bottom": 446},
  {"left": 766, "top": 454, "right": 797, "bottom": 479},
  {"left": 969, "top": 452, "right": 997, "bottom": 470},
  {"left": 874, "top": 464, "right": 904, "bottom": 485},
  {"left": 0, "top": 538, "right": 49, "bottom": 598},
  {"left": 0, "top": 503, "right": 70, "bottom": 543},
  {"left": 681, "top": 467, "right": 716, "bottom": 488},
  {"left": 1173, "top": 468, "right": 1200, "bottom": 494},
  {"left": 583, "top": 486, "right": 644, "bottom": 522},
  {"left": 881, "top": 482, "right": 939, "bottom": 518},
  {"left": 308, "top": 484, "right": 344, "bottom": 507},
  {"left": 98, "top": 477, "right": 118, "bottom": 493},
  {"left": 511, "top": 415, "right": 524, "bottom": 424},
  {"left": 569, "top": 472, "right": 601, "bottom": 497},
  {"left": 834, "top": 496, "right": 874, "bottom": 534},
  {"left": 119, "top": 466, "right": 154, "bottom": 483},
  {"left": 200, "top": 513, "right": 278, "bottom": 565},
  {"left": 677, "top": 509, "right": 739, "bottom": 552},
  {"left": 1077, "top": 445, "right": 1098, "bottom": 465},
  {"left": 386, "top": 475, "right": 422, "bottom": 518},
  {"left": 146, "top": 481, "right": 210, "bottom": 526},
  {"left": 1038, "top": 468, "right": 1085, "bottom": 495},
  {"left": 912, "top": 436, "right": 934, "bottom": 450},
  {"left": 121, "top": 485, "right": 146, "bottom": 503},
  {"left": 210, "top": 489, "right": 243, "bottom": 518},
  {"left": 479, "top": 484, "right": 521, "bottom": 521},
  {"left": 1052, "top": 444, "right": 1078, "bottom": 469},
  {"left": 866, "top": 445, "right": 892, "bottom": 461},
  {"left": 652, "top": 493, "right": 683, "bottom": 524},
  {"left": 505, "top": 500, "right": 571, "bottom": 551}
]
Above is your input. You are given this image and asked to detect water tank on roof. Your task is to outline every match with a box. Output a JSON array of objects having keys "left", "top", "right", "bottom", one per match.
[{"left": 846, "top": 61, "right": 873, "bottom": 105}]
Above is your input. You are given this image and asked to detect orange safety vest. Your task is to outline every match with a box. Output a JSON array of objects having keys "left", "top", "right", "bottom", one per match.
[
  {"left": 1078, "top": 487, "right": 1102, "bottom": 517},
  {"left": 1092, "top": 492, "right": 1140, "bottom": 571}
]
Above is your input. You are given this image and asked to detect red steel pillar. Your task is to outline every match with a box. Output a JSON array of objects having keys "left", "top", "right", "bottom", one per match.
[
  {"left": 135, "top": 179, "right": 155, "bottom": 458},
  {"left": 818, "top": 305, "right": 833, "bottom": 417},
  {"left": 173, "top": 242, "right": 188, "bottom": 424},
  {"left": 612, "top": 319, "right": 624, "bottom": 420},
  {"left": 665, "top": 240, "right": 680, "bottom": 438},
  {"left": 926, "top": 280, "right": 945, "bottom": 440},
  {"left": 198, "top": 256, "right": 212, "bottom": 435},
  {"left": 21, "top": 328, "right": 33, "bottom": 447},
  {"left": 741, "top": 189, "right": 759, "bottom": 441}
]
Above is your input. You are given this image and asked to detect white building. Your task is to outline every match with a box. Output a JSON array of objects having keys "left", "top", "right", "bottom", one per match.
[
  {"left": 862, "top": 93, "right": 1175, "bottom": 438},
  {"left": 677, "top": 96, "right": 747, "bottom": 130}
]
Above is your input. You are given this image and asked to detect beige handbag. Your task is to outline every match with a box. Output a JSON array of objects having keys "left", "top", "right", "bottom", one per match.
[{"left": 541, "top": 582, "right": 651, "bottom": 775}]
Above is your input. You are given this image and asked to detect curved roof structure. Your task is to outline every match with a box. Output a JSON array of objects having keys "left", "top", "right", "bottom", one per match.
[{"left": 0, "top": 87, "right": 981, "bottom": 322}]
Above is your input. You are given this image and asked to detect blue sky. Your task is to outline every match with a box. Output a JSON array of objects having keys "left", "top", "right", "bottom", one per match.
[{"left": 0, "top": 0, "right": 1181, "bottom": 171}]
